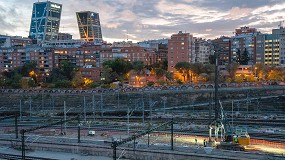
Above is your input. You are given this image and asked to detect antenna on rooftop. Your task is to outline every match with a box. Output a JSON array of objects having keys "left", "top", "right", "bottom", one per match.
[{"left": 278, "top": 21, "right": 284, "bottom": 28}]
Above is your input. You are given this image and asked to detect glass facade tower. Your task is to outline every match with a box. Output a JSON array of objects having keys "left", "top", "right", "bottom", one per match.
[
  {"left": 29, "top": 1, "right": 62, "bottom": 42},
  {"left": 76, "top": 11, "right": 103, "bottom": 42}
]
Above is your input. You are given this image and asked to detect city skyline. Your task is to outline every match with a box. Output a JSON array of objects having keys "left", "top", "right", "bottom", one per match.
[{"left": 0, "top": 0, "right": 285, "bottom": 42}]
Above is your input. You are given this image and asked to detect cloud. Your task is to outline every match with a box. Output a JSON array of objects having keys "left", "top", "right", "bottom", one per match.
[
  {"left": 126, "top": 33, "right": 137, "bottom": 39},
  {"left": 226, "top": 7, "right": 252, "bottom": 20},
  {"left": 155, "top": 0, "right": 226, "bottom": 23},
  {"left": 118, "top": 10, "right": 137, "bottom": 22},
  {"left": 141, "top": 18, "right": 172, "bottom": 26},
  {"left": 252, "top": 2, "right": 285, "bottom": 15},
  {"left": 103, "top": 22, "right": 123, "bottom": 29},
  {"left": 1, "top": 0, "right": 285, "bottom": 42}
]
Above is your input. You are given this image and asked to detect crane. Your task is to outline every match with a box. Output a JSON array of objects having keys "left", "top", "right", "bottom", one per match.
[{"left": 209, "top": 44, "right": 250, "bottom": 151}]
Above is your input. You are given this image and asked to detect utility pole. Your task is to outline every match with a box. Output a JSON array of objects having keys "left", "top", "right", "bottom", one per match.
[
  {"left": 246, "top": 91, "right": 249, "bottom": 116},
  {"left": 41, "top": 94, "right": 44, "bottom": 111},
  {"left": 232, "top": 100, "right": 234, "bottom": 127},
  {"left": 127, "top": 106, "right": 130, "bottom": 136},
  {"left": 29, "top": 96, "right": 32, "bottom": 118},
  {"left": 161, "top": 96, "right": 167, "bottom": 114},
  {"left": 149, "top": 94, "right": 152, "bottom": 125},
  {"left": 19, "top": 100, "right": 22, "bottom": 121},
  {"left": 52, "top": 95, "right": 55, "bottom": 113},
  {"left": 214, "top": 49, "right": 219, "bottom": 120},
  {"left": 100, "top": 93, "right": 103, "bottom": 117},
  {"left": 117, "top": 92, "right": 119, "bottom": 108},
  {"left": 92, "top": 94, "right": 95, "bottom": 121},
  {"left": 83, "top": 96, "right": 86, "bottom": 122},
  {"left": 64, "top": 101, "right": 66, "bottom": 134},
  {"left": 141, "top": 93, "right": 144, "bottom": 125}
]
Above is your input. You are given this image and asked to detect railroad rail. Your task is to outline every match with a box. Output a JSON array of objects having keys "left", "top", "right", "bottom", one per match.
[
  {"left": 0, "top": 138, "right": 282, "bottom": 160},
  {"left": 0, "top": 153, "right": 57, "bottom": 160},
  {"left": 0, "top": 82, "right": 284, "bottom": 94}
]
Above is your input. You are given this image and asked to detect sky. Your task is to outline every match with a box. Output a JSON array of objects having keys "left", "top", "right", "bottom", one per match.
[{"left": 0, "top": 0, "right": 285, "bottom": 43}]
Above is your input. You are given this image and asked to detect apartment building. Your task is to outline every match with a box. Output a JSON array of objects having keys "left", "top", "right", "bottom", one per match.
[
  {"left": 193, "top": 38, "right": 211, "bottom": 64},
  {"left": 211, "top": 36, "right": 231, "bottom": 65},
  {"left": 231, "top": 26, "right": 259, "bottom": 65},
  {"left": 168, "top": 31, "right": 193, "bottom": 72}
]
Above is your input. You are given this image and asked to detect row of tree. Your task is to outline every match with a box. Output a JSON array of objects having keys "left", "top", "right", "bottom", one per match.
[{"left": 1, "top": 58, "right": 285, "bottom": 89}]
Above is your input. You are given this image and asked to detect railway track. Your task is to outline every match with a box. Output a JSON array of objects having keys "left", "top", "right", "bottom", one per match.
[
  {"left": 0, "top": 153, "right": 57, "bottom": 160},
  {"left": 0, "top": 138, "right": 282, "bottom": 160},
  {"left": 2, "top": 116, "right": 285, "bottom": 126}
]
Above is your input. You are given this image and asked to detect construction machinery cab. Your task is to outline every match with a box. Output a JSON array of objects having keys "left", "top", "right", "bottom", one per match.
[{"left": 233, "top": 128, "right": 250, "bottom": 145}]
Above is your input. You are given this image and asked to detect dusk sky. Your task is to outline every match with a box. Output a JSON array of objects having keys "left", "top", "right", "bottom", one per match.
[{"left": 0, "top": 0, "right": 285, "bottom": 42}]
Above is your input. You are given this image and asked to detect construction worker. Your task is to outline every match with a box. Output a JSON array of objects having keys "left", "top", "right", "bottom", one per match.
[
  {"left": 234, "top": 135, "right": 239, "bottom": 144},
  {"left": 195, "top": 136, "right": 198, "bottom": 145}
]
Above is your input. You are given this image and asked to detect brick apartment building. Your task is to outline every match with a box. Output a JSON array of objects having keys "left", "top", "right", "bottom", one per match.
[
  {"left": 168, "top": 31, "right": 194, "bottom": 73},
  {"left": 0, "top": 37, "right": 158, "bottom": 83}
]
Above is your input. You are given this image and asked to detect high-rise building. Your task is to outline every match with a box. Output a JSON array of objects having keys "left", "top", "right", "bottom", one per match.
[
  {"left": 256, "top": 34, "right": 279, "bottom": 65},
  {"left": 256, "top": 26, "right": 285, "bottom": 66},
  {"left": 29, "top": 1, "right": 62, "bottom": 42},
  {"left": 168, "top": 31, "right": 193, "bottom": 72},
  {"left": 272, "top": 27, "right": 285, "bottom": 65},
  {"left": 76, "top": 11, "right": 103, "bottom": 42},
  {"left": 231, "top": 26, "right": 259, "bottom": 65},
  {"left": 212, "top": 36, "right": 231, "bottom": 65},
  {"left": 193, "top": 38, "right": 211, "bottom": 64}
]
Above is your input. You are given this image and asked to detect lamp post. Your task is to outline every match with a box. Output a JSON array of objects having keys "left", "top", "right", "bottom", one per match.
[{"left": 254, "top": 67, "right": 257, "bottom": 78}]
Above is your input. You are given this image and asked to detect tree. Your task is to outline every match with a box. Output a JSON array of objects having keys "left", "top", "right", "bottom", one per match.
[
  {"left": 132, "top": 61, "right": 144, "bottom": 74},
  {"left": 46, "top": 61, "right": 77, "bottom": 87},
  {"left": 161, "top": 60, "right": 168, "bottom": 70},
  {"left": 236, "top": 49, "right": 241, "bottom": 64},
  {"left": 254, "top": 63, "right": 265, "bottom": 80},
  {"left": 267, "top": 68, "right": 283, "bottom": 80},
  {"left": 209, "top": 55, "right": 215, "bottom": 64},
  {"left": 71, "top": 72, "right": 84, "bottom": 88},
  {"left": 165, "top": 71, "right": 174, "bottom": 81},
  {"left": 54, "top": 80, "right": 72, "bottom": 88},
  {"left": 21, "top": 61, "right": 37, "bottom": 77},
  {"left": 46, "top": 68, "right": 65, "bottom": 83},
  {"left": 226, "top": 62, "right": 239, "bottom": 80},
  {"left": 203, "top": 64, "right": 215, "bottom": 74},
  {"left": 198, "top": 73, "right": 208, "bottom": 82},
  {"left": 190, "top": 63, "right": 204, "bottom": 75},
  {"left": 103, "top": 58, "right": 132, "bottom": 81},
  {"left": 175, "top": 62, "right": 191, "bottom": 81},
  {"left": 101, "top": 66, "right": 118, "bottom": 84},
  {"left": 155, "top": 68, "right": 165, "bottom": 79},
  {"left": 240, "top": 48, "right": 250, "bottom": 65},
  {"left": 59, "top": 60, "right": 77, "bottom": 80}
]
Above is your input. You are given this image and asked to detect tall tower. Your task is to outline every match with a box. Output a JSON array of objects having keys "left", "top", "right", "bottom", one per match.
[
  {"left": 29, "top": 1, "right": 62, "bottom": 42},
  {"left": 76, "top": 11, "right": 103, "bottom": 42}
]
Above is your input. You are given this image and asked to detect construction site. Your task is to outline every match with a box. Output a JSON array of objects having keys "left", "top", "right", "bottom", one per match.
[{"left": 0, "top": 84, "right": 285, "bottom": 160}]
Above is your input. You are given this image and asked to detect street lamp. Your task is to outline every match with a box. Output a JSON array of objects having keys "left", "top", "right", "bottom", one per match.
[{"left": 254, "top": 67, "right": 257, "bottom": 78}]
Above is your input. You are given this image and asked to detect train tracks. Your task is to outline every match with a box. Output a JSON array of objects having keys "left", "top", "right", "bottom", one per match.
[{"left": 0, "top": 153, "right": 57, "bottom": 160}]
